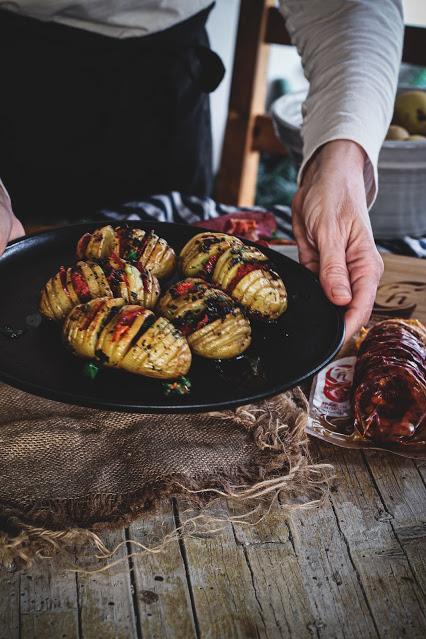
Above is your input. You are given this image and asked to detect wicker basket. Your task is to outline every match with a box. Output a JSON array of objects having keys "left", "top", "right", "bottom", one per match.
[{"left": 272, "top": 89, "right": 426, "bottom": 239}]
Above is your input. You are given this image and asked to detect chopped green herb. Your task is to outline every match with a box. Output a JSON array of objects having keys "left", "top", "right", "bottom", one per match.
[
  {"left": 83, "top": 362, "right": 100, "bottom": 380},
  {"left": 162, "top": 376, "right": 192, "bottom": 397},
  {"left": 126, "top": 249, "right": 138, "bottom": 263}
]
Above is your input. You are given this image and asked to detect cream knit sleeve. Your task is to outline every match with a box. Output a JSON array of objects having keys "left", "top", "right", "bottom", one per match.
[{"left": 279, "top": 0, "right": 404, "bottom": 207}]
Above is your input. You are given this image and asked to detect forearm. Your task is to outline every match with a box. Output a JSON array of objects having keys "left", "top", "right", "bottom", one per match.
[
  {"left": 302, "top": 140, "right": 366, "bottom": 193},
  {"left": 280, "top": 0, "right": 404, "bottom": 207}
]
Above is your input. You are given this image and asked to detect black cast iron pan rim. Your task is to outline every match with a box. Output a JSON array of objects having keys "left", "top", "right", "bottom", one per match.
[{"left": 1, "top": 220, "right": 346, "bottom": 414}]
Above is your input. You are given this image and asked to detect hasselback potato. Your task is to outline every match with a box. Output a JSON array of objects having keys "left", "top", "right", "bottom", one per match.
[
  {"left": 180, "top": 232, "right": 243, "bottom": 279},
  {"left": 63, "top": 298, "right": 191, "bottom": 379},
  {"left": 180, "top": 232, "right": 287, "bottom": 320},
  {"left": 158, "top": 278, "right": 251, "bottom": 359},
  {"left": 40, "top": 256, "right": 160, "bottom": 321},
  {"left": 212, "top": 245, "right": 287, "bottom": 320},
  {"left": 76, "top": 224, "right": 176, "bottom": 279}
]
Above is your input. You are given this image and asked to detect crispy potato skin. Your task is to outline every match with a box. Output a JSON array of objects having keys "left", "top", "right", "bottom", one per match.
[
  {"left": 63, "top": 298, "right": 191, "bottom": 379},
  {"left": 121, "top": 316, "right": 191, "bottom": 379},
  {"left": 76, "top": 225, "right": 176, "bottom": 279},
  {"left": 40, "top": 259, "right": 160, "bottom": 321},
  {"left": 76, "top": 226, "right": 116, "bottom": 261},
  {"left": 180, "top": 232, "right": 242, "bottom": 279},
  {"left": 158, "top": 278, "right": 251, "bottom": 359},
  {"left": 179, "top": 233, "right": 288, "bottom": 320},
  {"left": 63, "top": 298, "right": 125, "bottom": 360},
  {"left": 158, "top": 278, "right": 209, "bottom": 322},
  {"left": 214, "top": 246, "right": 287, "bottom": 320},
  {"left": 96, "top": 306, "right": 153, "bottom": 368}
]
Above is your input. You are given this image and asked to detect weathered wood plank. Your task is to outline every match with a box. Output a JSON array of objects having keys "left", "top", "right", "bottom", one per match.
[
  {"left": 415, "top": 459, "right": 426, "bottom": 486},
  {"left": 363, "top": 451, "right": 426, "bottom": 597},
  {"left": 230, "top": 503, "right": 291, "bottom": 545},
  {"left": 128, "top": 501, "right": 196, "bottom": 639},
  {"left": 0, "top": 568, "right": 20, "bottom": 639},
  {"left": 76, "top": 528, "right": 138, "bottom": 639},
  {"left": 232, "top": 494, "right": 379, "bottom": 638},
  {"left": 288, "top": 504, "right": 379, "bottom": 638},
  {"left": 318, "top": 442, "right": 426, "bottom": 638},
  {"left": 230, "top": 504, "right": 318, "bottom": 637},
  {"left": 177, "top": 498, "right": 270, "bottom": 638},
  {"left": 363, "top": 453, "right": 426, "bottom": 539},
  {"left": 241, "top": 543, "right": 316, "bottom": 638},
  {"left": 19, "top": 557, "right": 79, "bottom": 639}
]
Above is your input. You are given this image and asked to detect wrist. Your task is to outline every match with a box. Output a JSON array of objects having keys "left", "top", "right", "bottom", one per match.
[
  {"left": 317, "top": 140, "right": 366, "bottom": 169},
  {"left": 302, "top": 139, "right": 366, "bottom": 187}
]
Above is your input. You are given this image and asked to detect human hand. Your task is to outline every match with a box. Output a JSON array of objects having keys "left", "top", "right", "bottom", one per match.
[
  {"left": 292, "top": 140, "right": 384, "bottom": 340},
  {"left": 0, "top": 183, "right": 25, "bottom": 255}
]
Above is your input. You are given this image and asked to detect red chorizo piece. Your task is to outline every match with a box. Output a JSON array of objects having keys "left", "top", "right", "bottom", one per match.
[{"left": 352, "top": 319, "right": 426, "bottom": 445}]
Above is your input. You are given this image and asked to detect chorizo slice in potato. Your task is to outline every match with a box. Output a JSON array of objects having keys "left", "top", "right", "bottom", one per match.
[
  {"left": 180, "top": 232, "right": 242, "bottom": 279},
  {"left": 213, "top": 246, "right": 287, "bottom": 320},
  {"left": 63, "top": 298, "right": 125, "bottom": 359}
]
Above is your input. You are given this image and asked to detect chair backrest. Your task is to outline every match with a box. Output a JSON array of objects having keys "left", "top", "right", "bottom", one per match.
[{"left": 215, "top": 1, "right": 426, "bottom": 206}]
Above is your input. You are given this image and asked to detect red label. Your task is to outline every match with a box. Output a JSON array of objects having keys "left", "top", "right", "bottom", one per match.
[{"left": 323, "top": 364, "right": 353, "bottom": 403}]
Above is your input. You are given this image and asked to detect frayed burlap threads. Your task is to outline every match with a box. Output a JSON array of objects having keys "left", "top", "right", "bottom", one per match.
[
  {"left": 0, "top": 384, "right": 334, "bottom": 568},
  {"left": 0, "top": 522, "right": 109, "bottom": 568}
]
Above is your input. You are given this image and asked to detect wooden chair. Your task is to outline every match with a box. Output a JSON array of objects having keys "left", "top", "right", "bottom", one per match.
[{"left": 215, "top": 0, "right": 426, "bottom": 207}]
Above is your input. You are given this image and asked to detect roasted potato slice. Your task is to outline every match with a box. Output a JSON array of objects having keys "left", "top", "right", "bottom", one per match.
[
  {"left": 96, "top": 306, "right": 155, "bottom": 368},
  {"left": 40, "top": 258, "right": 159, "bottom": 321},
  {"left": 76, "top": 225, "right": 117, "bottom": 260},
  {"left": 212, "top": 245, "right": 268, "bottom": 289},
  {"left": 40, "top": 270, "right": 74, "bottom": 321},
  {"left": 180, "top": 232, "right": 242, "bottom": 279},
  {"left": 63, "top": 298, "right": 125, "bottom": 359},
  {"left": 158, "top": 278, "right": 251, "bottom": 359},
  {"left": 128, "top": 230, "right": 176, "bottom": 279},
  {"left": 78, "top": 261, "right": 111, "bottom": 299},
  {"left": 101, "top": 255, "right": 160, "bottom": 308},
  {"left": 63, "top": 299, "right": 191, "bottom": 379},
  {"left": 212, "top": 245, "right": 287, "bottom": 320},
  {"left": 121, "top": 316, "right": 191, "bottom": 379},
  {"left": 158, "top": 278, "right": 210, "bottom": 322},
  {"left": 76, "top": 225, "right": 176, "bottom": 279},
  {"left": 40, "top": 264, "right": 99, "bottom": 321}
]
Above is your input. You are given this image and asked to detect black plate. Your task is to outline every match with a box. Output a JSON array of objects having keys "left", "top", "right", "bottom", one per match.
[{"left": 0, "top": 221, "right": 344, "bottom": 413}]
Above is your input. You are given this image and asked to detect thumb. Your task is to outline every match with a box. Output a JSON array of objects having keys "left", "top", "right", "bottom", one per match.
[
  {"left": 0, "top": 217, "right": 10, "bottom": 255},
  {"left": 10, "top": 215, "right": 25, "bottom": 241},
  {"left": 319, "top": 241, "right": 352, "bottom": 306}
]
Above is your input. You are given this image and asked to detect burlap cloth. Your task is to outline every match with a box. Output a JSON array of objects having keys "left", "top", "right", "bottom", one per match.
[{"left": 0, "top": 383, "right": 332, "bottom": 567}]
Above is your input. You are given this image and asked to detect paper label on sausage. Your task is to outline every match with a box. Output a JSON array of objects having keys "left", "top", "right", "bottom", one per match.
[{"left": 311, "top": 356, "right": 356, "bottom": 417}]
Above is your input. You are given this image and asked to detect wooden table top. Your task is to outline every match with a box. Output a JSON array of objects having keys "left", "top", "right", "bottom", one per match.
[{"left": 1, "top": 254, "right": 425, "bottom": 639}]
